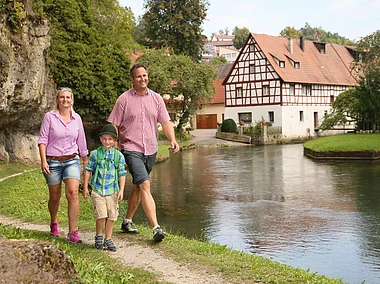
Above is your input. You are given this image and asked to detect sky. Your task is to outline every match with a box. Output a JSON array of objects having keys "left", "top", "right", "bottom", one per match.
[{"left": 118, "top": 0, "right": 380, "bottom": 42}]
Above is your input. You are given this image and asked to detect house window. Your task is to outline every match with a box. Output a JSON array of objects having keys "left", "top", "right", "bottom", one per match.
[
  {"left": 302, "top": 85, "right": 311, "bottom": 95},
  {"left": 294, "top": 62, "right": 300, "bottom": 69},
  {"left": 263, "top": 85, "right": 269, "bottom": 96},
  {"left": 236, "top": 87, "right": 243, "bottom": 98},
  {"left": 300, "top": 111, "right": 304, "bottom": 121},
  {"left": 249, "top": 45, "right": 254, "bottom": 52},
  {"left": 239, "top": 112, "right": 252, "bottom": 124},
  {"left": 290, "top": 84, "right": 295, "bottom": 95},
  {"left": 250, "top": 64, "right": 255, "bottom": 74},
  {"left": 268, "top": 111, "right": 274, "bottom": 123},
  {"left": 279, "top": 61, "right": 285, "bottom": 68}
]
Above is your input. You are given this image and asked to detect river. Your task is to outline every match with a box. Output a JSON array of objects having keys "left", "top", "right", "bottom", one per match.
[{"left": 129, "top": 144, "right": 380, "bottom": 284}]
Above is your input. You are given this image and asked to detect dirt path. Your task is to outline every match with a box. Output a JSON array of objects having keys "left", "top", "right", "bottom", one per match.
[{"left": 0, "top": 172, "right": 226, "bottom": 284}]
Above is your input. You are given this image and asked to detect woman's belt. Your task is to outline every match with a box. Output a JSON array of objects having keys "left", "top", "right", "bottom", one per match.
[{"left": 47, "top": 154, "right": 78, "bottom": 161}]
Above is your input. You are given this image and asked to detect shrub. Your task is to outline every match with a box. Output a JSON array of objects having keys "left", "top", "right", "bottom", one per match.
[{"left": 221, "top": 119, "right": 237, "bottom": 133}]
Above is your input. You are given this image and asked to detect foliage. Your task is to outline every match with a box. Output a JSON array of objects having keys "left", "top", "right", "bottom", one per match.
[
  {"left": 1, "top": 0, "right": 27, "bottom": 31},
  {"left": 242, "top": 118, "right": 271, "bottom": 142},
  {"left": 136, "top": 49, "right": 217, "bottom": 136},
  {"left": 209, "top": 56, "right": 228, "bottom": 66},
  {"left": 221, "top": 118, "right": 237, "bottom": 133},
  {"left": 279, "top": 22, "right": 354, "bottom": 45},
  {"left": 232, "top": 26, "right": 250, "bottom": 50},
  {"left": 142, "top": 0, "right": 209, "bottom": 61},
  {"left": 279, "top": 26, "right": 302, "bottom": 39},
  {"left": 31, "top": 0, "right": 134, "bottom": 120}
]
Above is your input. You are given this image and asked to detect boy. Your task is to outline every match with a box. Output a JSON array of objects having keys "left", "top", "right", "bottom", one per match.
[{"left": 82, "top": 124, "right": 126, "bottom": 251}]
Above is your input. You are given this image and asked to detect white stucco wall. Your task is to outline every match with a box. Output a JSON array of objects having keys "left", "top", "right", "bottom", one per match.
[{"left": 224, "top": 105, "right": 336, "bottom": 139}]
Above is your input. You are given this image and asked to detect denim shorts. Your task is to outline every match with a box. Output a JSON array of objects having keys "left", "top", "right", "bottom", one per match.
[
  {"left": 122, "top": 151, "right": 156, "bottom": 185},
  {"left": 43, "top": 156, "right": 81, "bottom": 186}
]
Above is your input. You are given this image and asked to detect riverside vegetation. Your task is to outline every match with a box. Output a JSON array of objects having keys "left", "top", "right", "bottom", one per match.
[{"left": 0, "top": 140, "right": 346, "bottom": 283}]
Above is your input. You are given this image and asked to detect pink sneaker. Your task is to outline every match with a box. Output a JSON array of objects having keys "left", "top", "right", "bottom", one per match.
[
  {"left": 67, "top": 230, "right": 82, "bottom": 243},
  {"left": 50, "top": 222, "right": 60, "bottom": 237}
]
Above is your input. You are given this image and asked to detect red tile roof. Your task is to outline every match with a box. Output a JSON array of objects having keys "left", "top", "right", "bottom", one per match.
[
  {"left": 210, "top": 64, "right": 233, "bottom": 104},
  {"left": 251, "top": 34, "right": 358, "bottom": 86}
]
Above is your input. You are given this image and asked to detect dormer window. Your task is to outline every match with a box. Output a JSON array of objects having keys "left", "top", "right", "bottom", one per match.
[
  {"left": 279, "top": 61, "right": 285, "bottom": 68},
  {"left": 314, "top": 42, "right": 326, "bottom": 54},
  {"left": 294, "top": 62, "right": 300, "bottom": 69}
]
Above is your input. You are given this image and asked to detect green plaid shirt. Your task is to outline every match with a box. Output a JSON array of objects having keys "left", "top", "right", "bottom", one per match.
[{"left": 85, "top": 147, "right": 126, "bottom": 196}]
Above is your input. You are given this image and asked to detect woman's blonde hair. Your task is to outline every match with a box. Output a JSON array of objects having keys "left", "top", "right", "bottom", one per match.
[{"left": 55, "top": 87, "right": 74, "bottom": 110}]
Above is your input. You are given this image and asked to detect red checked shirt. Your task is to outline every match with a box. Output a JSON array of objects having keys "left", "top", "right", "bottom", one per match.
[{"left": 107, "top": 87, "right": 171, "bottom": 155}]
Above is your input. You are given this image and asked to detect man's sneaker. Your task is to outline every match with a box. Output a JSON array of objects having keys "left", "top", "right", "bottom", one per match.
[
  {"left": 95, "top": 235, "right": 103, "bottom": 250},
  {"left": 67, "top": 230, "right": 82, "bottom": 243},
  {"left": 153, "top": 226, "right": 164, "bottom": 242},
  {"left": 104, "top": 239, "right": 116, "bottom": 252},
  {"left": 121, "top": 220, "right": 140, "bottom": 234},
  {"left": 50, "top": 221, "right": 60, "bottom": 237}
]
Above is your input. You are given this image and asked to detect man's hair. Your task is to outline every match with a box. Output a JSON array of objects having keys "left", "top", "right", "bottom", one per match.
[{"left": 130, "top": 63, "right": 147, "bottom": 78}]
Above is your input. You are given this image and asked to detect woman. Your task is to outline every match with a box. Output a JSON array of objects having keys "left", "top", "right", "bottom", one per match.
[{"left": 38, "top": 87, "right": 88, "bottom": 243}]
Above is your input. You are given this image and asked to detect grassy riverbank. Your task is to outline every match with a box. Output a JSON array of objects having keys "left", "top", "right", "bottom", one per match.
[
  {"left": 304, "top": 133, "right": 380, "bottom": 152},
  {"left": 0, "top": 155, "right": 345, "bottom": 283}
]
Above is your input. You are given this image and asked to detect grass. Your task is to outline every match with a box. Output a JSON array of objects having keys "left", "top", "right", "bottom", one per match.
[
  {"left": 304, "top": 133, "right": 380, "bottom": 152},
  {"left": 0, "top": 163, "right": 346, "bottom": 283}
]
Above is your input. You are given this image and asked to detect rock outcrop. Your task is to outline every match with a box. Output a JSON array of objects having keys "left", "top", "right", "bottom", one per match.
[
  {"left": 0, "top": 1, "right": 56, "bottom": 163},
  {"left": 0, "top": 239, "right": 79, "bottom": 283}
]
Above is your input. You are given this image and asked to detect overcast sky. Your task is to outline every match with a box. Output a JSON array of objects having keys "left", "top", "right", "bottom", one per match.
[{"left": 118, "top": 0, "right": 379, "bottom": 41}]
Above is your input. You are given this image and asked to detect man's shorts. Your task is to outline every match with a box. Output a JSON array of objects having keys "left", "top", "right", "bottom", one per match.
[
  {"left": 44, "top": 156, "right": 80, "bottom": 186},
  {"left": 122, "top": 151, "right": 157, "bottom": 186},
  {"left": 91, "top": 191, "right": 119, "bottom": 221}
]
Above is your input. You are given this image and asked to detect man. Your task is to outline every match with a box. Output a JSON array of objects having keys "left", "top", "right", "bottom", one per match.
[{"left": 108, "top": 62, "right": 180, "bottom": 242}]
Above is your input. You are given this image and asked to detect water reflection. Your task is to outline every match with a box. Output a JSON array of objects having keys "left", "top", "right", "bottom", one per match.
[{"left": 128, "top": 144, "right": 380, "bottom": 284}]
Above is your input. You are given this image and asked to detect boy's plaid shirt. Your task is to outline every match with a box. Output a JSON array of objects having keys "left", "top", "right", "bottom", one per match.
[{"left": 86, "top": 147, "right": 126, "bottom": 196}]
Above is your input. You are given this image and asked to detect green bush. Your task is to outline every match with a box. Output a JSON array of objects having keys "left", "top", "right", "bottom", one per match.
[{"left": 221, "top": 119, "right": 237, "bottom": 133}]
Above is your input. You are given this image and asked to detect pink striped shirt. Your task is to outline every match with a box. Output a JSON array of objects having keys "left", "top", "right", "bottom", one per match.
[
  {"left": 38, "top": 110, "right": 88, "bottom": 157},
  {"left": 107, "top": 87, "right": 170, "bottom": 155}
]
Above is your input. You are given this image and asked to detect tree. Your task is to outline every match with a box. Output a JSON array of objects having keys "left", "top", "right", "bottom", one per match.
[
  {"left": 232, "top": 27, "right": 250, "bottom": 49},
  {"left": 142, "top": 0, "right": 209, "bottom": 61},
  {"left": 136, "top": 49, "right": 217, "bottom": 135},
  {"left": 321, "top": 30, "right": 380, "bottom": 131},
  {"left": 351, "top": 30, "right": 380, "bottom": 131},
  {"left": 279, "top": 26, "right": 302, "bottom": 39},
  {"left": 319, "top": 88, "right": 359, "bottom": 131},
  {"left": 32, "top": 0, "right": 134, "bottom": 120}
]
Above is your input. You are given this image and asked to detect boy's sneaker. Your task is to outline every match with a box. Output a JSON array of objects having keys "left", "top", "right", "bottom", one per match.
[
  {"left": 50, "top": 221, "right": 60, "bottom": 237},
  {"left": 67, "top": 230, "right": 82, "bottom": 243},
  {"left": 95, "top": 235, "right": 103, "bottom": 250},
  {"left": 121, "top": 220, "right": 140, "bottom": 234},
  {"left": 104, "top": 239, "right": 116, "bottom": 252},
  {"left": 153, "top": 226, "right": 164, "bottom": 243}
]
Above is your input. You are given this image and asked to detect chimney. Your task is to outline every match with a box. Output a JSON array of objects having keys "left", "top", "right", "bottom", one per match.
[
  {"left": 300, "top": 36, "right": 305, "bottom": 52},
  {"left": 288, "top": 38, "right": 293, "bottom": 54}
]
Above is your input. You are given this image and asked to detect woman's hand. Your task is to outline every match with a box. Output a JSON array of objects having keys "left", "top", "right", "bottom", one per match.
[{"left": 41, "top": 161, "right": 50, "bottom": 175}]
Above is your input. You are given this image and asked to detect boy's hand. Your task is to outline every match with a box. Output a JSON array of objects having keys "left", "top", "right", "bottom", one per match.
[
  {"left": 117, "top": 191, "right": 124, "bottom": 202},
  {"left": 82, "top": 187, "right": 90, "bottom": 199}
]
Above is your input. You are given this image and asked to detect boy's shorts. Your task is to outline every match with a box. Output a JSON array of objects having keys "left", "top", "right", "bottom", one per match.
[
  {"left": 91, "top": 191, "right": 119, "bottom": 221},
  {"left": 44, "top": 155, "right": 80, "bottom": 186},
  {"left": 122, "top": 151, "right": 156, "bottom": 185}
]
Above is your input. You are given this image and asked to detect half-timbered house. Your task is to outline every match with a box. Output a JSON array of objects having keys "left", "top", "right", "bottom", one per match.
[{"left": 222, "top": 33, "right": 358, "bottom": 139}]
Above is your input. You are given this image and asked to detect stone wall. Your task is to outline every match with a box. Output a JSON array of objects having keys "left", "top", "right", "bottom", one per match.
[{"left": 0, "top": 2, "right": 56, "bottom": 163}]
